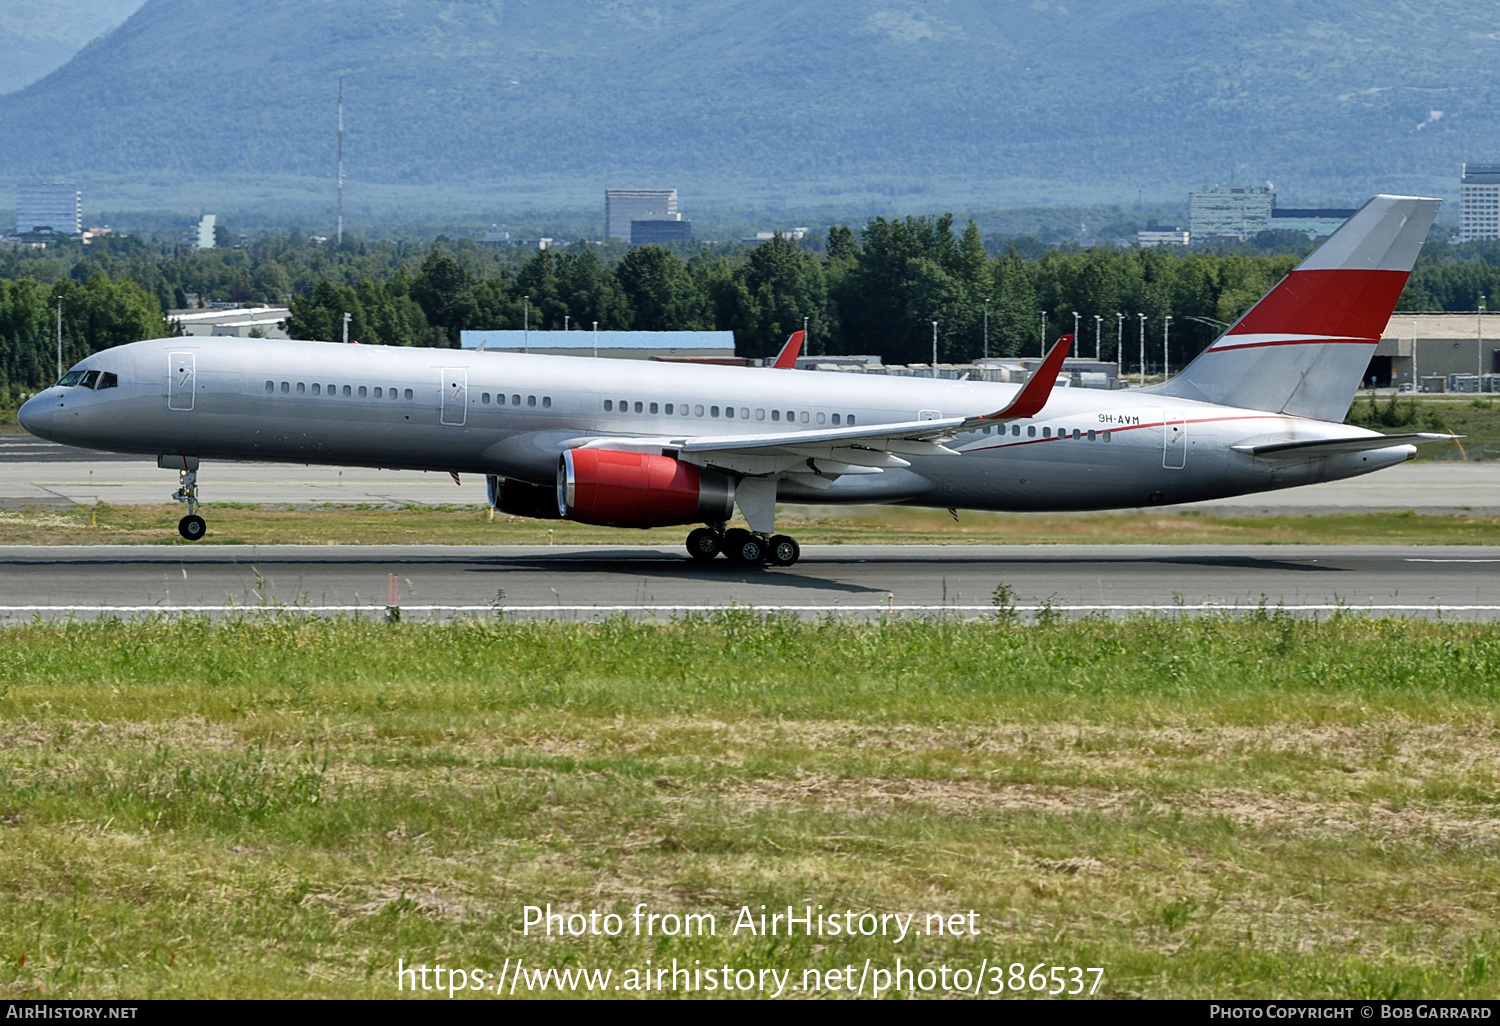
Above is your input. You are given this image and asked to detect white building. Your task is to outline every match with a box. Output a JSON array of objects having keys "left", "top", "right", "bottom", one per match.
[
  {"left": 195, "top": 214, "right": 217, "bottom": 250},
  {"left": 1188, "top": 185, "right": 1273, "bottom": 238},
  {"left": 169, "top": 306, "right": 290, "bottom": 339},
  {"left": 1137, "top": 227, "right": 1189, "bottom": 246},
  {"left": 16, "top": 182, "right": 81, "bottom": 235},
  {"left": 1458, "top": 163, "right": 1500, "bottom": 241},
  {"left": 605, "top": 189, "right": 677, "bottom": 241}
]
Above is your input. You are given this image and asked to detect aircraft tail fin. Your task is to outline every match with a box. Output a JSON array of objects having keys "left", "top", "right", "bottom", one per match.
[
  {"left": 1156, "top": 194, "right": 1440, "bottom": 422},
  {"left": 771, "top": 330, "right": 805, "bottom": 369}
]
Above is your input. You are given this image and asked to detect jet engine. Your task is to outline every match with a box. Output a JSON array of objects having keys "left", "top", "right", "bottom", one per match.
[
  {"left": 558, "top": 449, "right": 735, "bottom": 528},
  {"left": 487, "top": 475, "right": 562, "bottom": 520}
]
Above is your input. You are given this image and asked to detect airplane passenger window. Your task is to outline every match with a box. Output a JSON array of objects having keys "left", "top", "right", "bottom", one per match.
[
  {"left": 1043, "top": 427, "right": 1051, "bottom": 437},
  {"left": 740, "top": 407, "right": 749, "bottom": 419},
  {"left": 785, "top": 410, "right": 794, "bottom": 422},
  {"left": 1027, "top": 425, "right": 1035, "bottom": 437},
  {"left": 664, "top": 403, "right": 673, "bottom": 414},
  {"left": 631, "top": 400, "right": 640, "bottom": 412},
  {"left": 771, "top": 410, "right": 780, "bottom": 421},
  {"left": 343, "top": 385, "right": 352, "bottom": 397},
  {"left": 1088, "top": 429, "right": 1096, "bottom": 441},
  {"left": 404, "top": 389, "right": 413, "bottom": 400},
  {"left": 374, "top": 387, "right": 383, "bottom": 398},
  {"left": 358, "top": 386, "right": 367, "bottom": 398},
  {"left": 1012, "top": 424, "right": 1020, "bottom": 436},
  {"left": 1073, "top": 428, "right": 1081, "bottom": 440},
  {"left": 695, "top": 405, "right": 704, "bottom": 416},
  {"left": 1102, "top": 431, "right": 1111, "bottom": 442},
  {"left": 265, "top": 380, "right": 274, "bottom": 393},
  {"left": 312, "top": 384, "right": 321, "bottom": 395},
  {"left": 482, "top": 393, "right": 490, "bottom": 404},
  {"left": 710, "top": 406, "right": 720, "bottom": 417},
  {"left": 816, "top": 412, "right": 826, "bottom": 425},
  {"left": 528, "top": 395, "right": 537, "bottom": 407},
  {"left": 800, "top": 412, "right": 809, "bottom": 424},
  {"left": 681, "top": 404, "right": 690, "bottom": 416},
  {"left": 390, "top": 389, "right": 399, "bottom": 400},
  {"left": 725, "top": 406, "right": 734, "bottom": 418},
  {"left": 603, "top": 400, "right": 613, "bottom": 411},
  {"left": 649, "top": 402, "right": 658, "bottom": 414},
  {"left": 281, "top": 382, "right": 290, "bottom": 393},
  {"left": 847, "top": 415, "right": 855, "bottom": 425},
  {"left": 542, "top": 397, "right": 551, "bottom": 408},
  {"left": 831, "top": 414, "right": 840, "bottom": 425},
  {"left": 757, "top": 409, "right": 766, "bottom": 421},
  {"left": 98, "top": 372, "right": 117, "bottom": 390},
  {"left": 512, "top": 394, "right": 520, "bottom": 405},
  {"left": 297, "top": 383, "right": 306, "bottom": 394}
]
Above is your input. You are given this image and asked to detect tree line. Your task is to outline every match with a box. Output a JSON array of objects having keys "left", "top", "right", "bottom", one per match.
[{"left": 6, "top": 218, "right": 1500, "bottom": 399}]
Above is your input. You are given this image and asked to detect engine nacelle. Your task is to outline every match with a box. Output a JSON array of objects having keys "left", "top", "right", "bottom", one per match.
[
  {"left": 487, "top": 475, "right": 563, "bottom": 520},
  {"left": 558, "top": 449, "right": 735, "bottom": 528}
]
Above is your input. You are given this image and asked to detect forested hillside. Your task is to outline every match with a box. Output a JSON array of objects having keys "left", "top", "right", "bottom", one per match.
[
  {"left": 0, "top": 0, "right": 142, "bottom": 95},
  {"left": 0, "top": 0, "right": 1494, "bottom": 209},
  {"left": 8, "top": 220, "right": 1500, "bottom": 408}
]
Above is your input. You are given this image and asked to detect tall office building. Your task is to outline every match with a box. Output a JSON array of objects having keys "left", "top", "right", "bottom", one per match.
[
  {"left": 1188, "top": 185, "right": 1273, "bottom": 238},
  {"left": 16, "top": 182, "right": 81, "bottom": 235},
  {"left": 606, "top": 189, "right": 677, "bottom": 241},
  {"left": 1459, "top": 163, "right": 1500, "bottom": 241}
]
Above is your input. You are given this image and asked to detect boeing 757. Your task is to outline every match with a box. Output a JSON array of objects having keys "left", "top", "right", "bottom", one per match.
[{"left": 18, "top": 195, "right": 1451, "bottom": 566}]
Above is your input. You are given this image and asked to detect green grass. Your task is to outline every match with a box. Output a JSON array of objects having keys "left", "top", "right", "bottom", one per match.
[
  {"left": 3, "top": 503, "right": 1500, "bottom": 547},
  {"left": 2, "top": 615, "right": 1499, "bottom": 999}
]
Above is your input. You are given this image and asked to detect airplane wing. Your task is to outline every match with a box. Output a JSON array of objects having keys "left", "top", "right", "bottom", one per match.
[
  {"left": 771, "top": 330, "right": 805, "bottom": 368},
  {"left": 1232, "top": 432, "right": 1458, "bottom": 458},
  {"left": 572, "top": 334, "right": 1075, "bottom": 480}
]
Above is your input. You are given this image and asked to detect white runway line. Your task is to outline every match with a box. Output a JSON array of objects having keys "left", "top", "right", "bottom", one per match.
[{"left": 3, "top": 604, "right": 1500, "bottom": 615}]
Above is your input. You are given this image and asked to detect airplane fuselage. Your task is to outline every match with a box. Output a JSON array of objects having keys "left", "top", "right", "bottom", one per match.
[{"left": 19, "top": 336, "right": 1410, "bottom": 514}]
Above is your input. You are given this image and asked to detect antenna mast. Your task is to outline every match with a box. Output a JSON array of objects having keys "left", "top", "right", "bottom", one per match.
[{"left": 337, "top": 77, "right": 344, "bottom": 246}]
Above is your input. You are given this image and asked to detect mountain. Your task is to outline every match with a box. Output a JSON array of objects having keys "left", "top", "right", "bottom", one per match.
[
  {"left": 0, "top": 0, "right": 145, "bottom": 95},
  {"left": 0, "top": 0, "right": 1495, "bottom": 216}
]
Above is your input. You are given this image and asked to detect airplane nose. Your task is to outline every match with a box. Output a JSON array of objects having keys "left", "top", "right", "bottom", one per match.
[{"left": 17, "top": 393, "right": 54, "bottom": 438}]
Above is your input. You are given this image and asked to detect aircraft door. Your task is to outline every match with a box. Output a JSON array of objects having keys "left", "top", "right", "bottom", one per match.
[
  {"left": 440, "top": 369, "right": 468, "bottom": 426},
  {"left": 1162, "top": 413, "right": 1186, "bottom": 469},
  {"left": 168, "top": 352, "right": 196, "bottom": 411}
]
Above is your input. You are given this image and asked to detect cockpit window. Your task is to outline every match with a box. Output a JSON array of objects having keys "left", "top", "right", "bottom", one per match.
[
  {"left": 57, "top": 370, "right": 86, "bottom": 386},
  {"left": 80, "top": 370, "right": 101, "bottom": 389},
  {"left": 98, "top": 372, "right": 118, "bottom": 389}
]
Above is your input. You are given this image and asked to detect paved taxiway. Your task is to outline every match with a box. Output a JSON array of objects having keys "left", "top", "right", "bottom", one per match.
[
  {"left": 3, "top": 435, "right": 1499, "bottom": 514},
  {"left": 2, "top": 544, "right": 1497, "bottom": 620}
]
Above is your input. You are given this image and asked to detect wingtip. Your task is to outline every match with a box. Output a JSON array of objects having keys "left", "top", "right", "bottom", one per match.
[{"left": 772, "top": 330, "right": 805, "bottom": 369}]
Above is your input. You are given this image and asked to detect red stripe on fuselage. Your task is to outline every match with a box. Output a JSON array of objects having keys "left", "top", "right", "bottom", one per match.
[{"left": 1225, "top": 268, "right": 1408, "bottom": 340}]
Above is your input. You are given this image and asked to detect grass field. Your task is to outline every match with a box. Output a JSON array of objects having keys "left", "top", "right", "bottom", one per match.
[
  {"left": 2, "top": 615, "right": 1498, "bottom": 999},
  {"left": 3, "top": 502, "right": 1500, "bottom": 548}
]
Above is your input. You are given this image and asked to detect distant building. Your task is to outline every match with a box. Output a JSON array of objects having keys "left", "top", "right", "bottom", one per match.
[
  {"left": 1188, "top": 185, "right": 1273, "bottom": 238},
  {"left": 1137, "top": 226, "right": 1189, "bottom": 246},
  {"left": 1270, "top": 207, "right": 1356, "bottom": 237},
  {"left": 195, "top": 214, "right": 217, "bottom": 250},
  {"left": 460, "top": 329, "right": 733, "bottom": 361},
  {"left": 742, "top": 228, "right": 810, "bottom": 243},
  {"left": 606, "top": 188, "right": 677, "bottom": 241},
  {"left": 1372, "top": 311, "right": 1500, "bottom": 390},
  {"left": 168, "top": 305, "right": 290, "bottom": 339},
  {"left": 630, "top": 218, "right": 691, "bottom": 245},
  {"left": 16, "top": 182, "right": 81, "bottom": 235},
  {"left": 1459, "top": 163, "right": 1500, "bottom": 241}
]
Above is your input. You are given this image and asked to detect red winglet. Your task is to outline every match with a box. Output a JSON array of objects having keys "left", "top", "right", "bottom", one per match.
[
  {"left": 985, "top": 333, "right": 1072, "bottom": 420},
  {"left": 772, "top": 330, "right": 805, "bottom": 369}
]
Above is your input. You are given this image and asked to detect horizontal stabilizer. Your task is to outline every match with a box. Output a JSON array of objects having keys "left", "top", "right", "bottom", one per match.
[{"left": 1232, "top": 432, "right": 1457, "bottom": 458}]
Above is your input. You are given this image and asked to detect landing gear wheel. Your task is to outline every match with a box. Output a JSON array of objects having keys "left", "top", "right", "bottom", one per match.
[
  {"left": 686, "top": 527, "right": 722, "bottom": 562},
  {"left": 725, "top": 532, "right": 767, "bottom": 566},
  {"left": 767, "top": 534, "right": 800, "bottom": 567},
  {"left": 178, "top": 514, "right": 206, "bottom": 541}
]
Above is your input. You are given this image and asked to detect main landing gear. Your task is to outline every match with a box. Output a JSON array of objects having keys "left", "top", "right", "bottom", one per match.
[
  {"left": 171, "top": 465, "right": 206, "bottom": 541},
  {"left": 686, "top": 526, "right": 801, "bottom": 567}
]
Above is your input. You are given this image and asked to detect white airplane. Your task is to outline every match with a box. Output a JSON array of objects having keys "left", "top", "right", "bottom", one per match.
[{"left": 19, "top": 195, "right": 1451, "bottom": 566}]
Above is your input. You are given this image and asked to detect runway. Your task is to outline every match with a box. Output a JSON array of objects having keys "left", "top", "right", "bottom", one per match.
[
  {"left": 2, "top": 544, "right": 1498, "bottom": 620},
  {"left": 3, "top": 435, "right": 1500, "bottom": 513}
]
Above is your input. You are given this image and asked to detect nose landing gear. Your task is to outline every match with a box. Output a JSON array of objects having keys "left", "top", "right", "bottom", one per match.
[
  {"left": 166, "top": 459, "right": 206, "bottom": 541},
  {"left": 683, "top": 525, "right": 801, "bottom": 567}
]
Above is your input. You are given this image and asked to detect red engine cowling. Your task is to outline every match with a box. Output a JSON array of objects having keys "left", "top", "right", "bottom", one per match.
[{"left": 559, "top": 449, "right": 735, "bottom": 528}]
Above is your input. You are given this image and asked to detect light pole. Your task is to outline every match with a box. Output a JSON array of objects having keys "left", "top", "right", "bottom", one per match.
[
  {"left": 932, "top": 320, "right": 939, "bottom": 373},
  {"left": 1072, "top": 311, "right": 1080, "bottom": 358},
  {"left": 1115, "top": 312, "right": 1124, "bottom": 366},
  {"left": 1040, "top": 310, "right": 1047, "bottom": 357},
  {"left": 55, "top": 295, "right": 62, "bottom": 379},
  {"left": 983, "top": 299, "right": 990, "bottom": 360},
  {"left": 564, "top": 314, "right": 569, "bottom": 332},
  {"left": 1479, "top": 295, "right": 1486, "bottom": 381},
  {"left": 1163, "top": 315, "right": 1173, "bottom": 381},
  {"left": 804, "top": 315, "right": 809, "bottom": 357},
  {"left": 342, "top": 311, "right": 351, "bottom": 345},
  {"left": 523, "top": 295, "right": 530, "bottom": 353},
  {"left": 1094, "top": 314, "right": 1103, "bottom": 360},
  {"left": 1412, "top": 318, "right": 1419, "bottom": 391},
  {"left": 593, "top": 321, "right": 599, "bottom": 359},
  {"left": 1137, "top": 313, "right": 1147, "bottom": 387}
]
